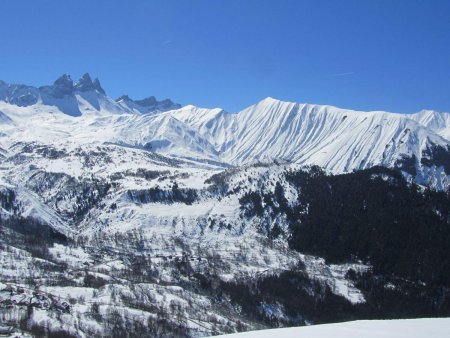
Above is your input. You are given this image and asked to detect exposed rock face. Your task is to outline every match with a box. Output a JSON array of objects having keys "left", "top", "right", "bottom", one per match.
[
  {"left": 135, "top": 96, "right": 158, "bottom": 107},
  {"left": 116, "top": 94, "right": 182, "bottom": 113},
  {"left": 45, "top": 74, "right": 74, "bottom": 98},
  {"left": 74, "top": 72, "right": 105, "bottom": 94}
]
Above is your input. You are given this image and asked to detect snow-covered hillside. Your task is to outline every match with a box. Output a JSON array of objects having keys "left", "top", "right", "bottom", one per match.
[{"left": 214, "top": 318, "right": 450, "bottom": 338}]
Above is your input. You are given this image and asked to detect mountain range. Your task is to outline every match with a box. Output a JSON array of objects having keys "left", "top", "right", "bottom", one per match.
[
  {"left": 1, "top": 74, "right": 450, "bottom": 337},
  {"left": 1, "top": 74, "right": 450, "bottom": 180}
]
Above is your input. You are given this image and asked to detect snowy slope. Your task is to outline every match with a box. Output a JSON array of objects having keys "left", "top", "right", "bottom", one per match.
[
  {"left": 0, "top": 101, "right": 222, "bottom": 164},
  {"left": 214, "top": 318, "right": 450, "bottom": 338},
  {"left": 197, "top": 97, "right": 448, "bottom": 174},
  {"left": 412, "top": 109, "right": 450, "bottom": 140},
  {"left": 169, "top": 105, "right": 238, "bottom": 152},
  {"left": 225, "top": 98, "right": 426, "bottom": 168},
  {"left": 167, "top": 97, "right": 450, "bottom": 187}
]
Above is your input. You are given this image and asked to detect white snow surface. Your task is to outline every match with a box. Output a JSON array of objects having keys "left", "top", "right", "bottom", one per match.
[{"left": 213, "top": 318, "right": 450, "bottom": 338}]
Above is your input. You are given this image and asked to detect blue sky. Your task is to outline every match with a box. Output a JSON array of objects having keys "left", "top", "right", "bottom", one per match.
[{"left": 0, "top": 0, "right": 449, "bottom": 113}]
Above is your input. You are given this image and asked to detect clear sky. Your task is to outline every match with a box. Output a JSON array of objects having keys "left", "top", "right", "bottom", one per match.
[{"left": 0, "top": 0, "right": 449, "bottom": 113}]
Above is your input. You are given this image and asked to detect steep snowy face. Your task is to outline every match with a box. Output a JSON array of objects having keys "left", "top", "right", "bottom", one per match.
[
  {"left": 155, "top": 97, "right": 450, "bottom": 188},
  {"left": 193, "top": 98, "right": 449, "bottom": 175},
  {"left": 411, "top": 110, "right": 450, "bottom": 140},
  {"left": 109, "top": 113, "right": 221, "bottom": 161},
  {"left": 0, "top": 101, "right": 222, "bottom": 165},
  {"left": 169, "top": 105, "right": 238, "bottom": 152}
]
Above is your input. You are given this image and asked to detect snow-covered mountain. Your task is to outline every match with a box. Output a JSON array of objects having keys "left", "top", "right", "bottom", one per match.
[
  {"left": 411, "top": 109, "right": 450, "bottom": 140},
  {"left": 0, "top": 73, "right": 180, "bottom": 117},
  {"left": 1, "top": 74, "right": 450, "bottom": 188},
  {"left": 1, "top": 74, "right": 450, "bottom": 337},
  {"left": 173, "top": 97, "right": 450, "bottom": 189}
]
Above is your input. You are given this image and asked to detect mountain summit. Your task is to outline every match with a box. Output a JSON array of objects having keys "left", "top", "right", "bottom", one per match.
[
  {"left": 51, "top": 74, "right": 74, "bottom": 97},
  {"left": 74, "top": 73, "right": 105, "bottom": 94}
]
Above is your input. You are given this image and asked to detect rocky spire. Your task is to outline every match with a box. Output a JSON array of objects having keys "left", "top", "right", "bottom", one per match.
[
  {"left": 74, "top": 73, "right": 105, "bottom": 94},
  {"left": 51, "top": 74, "right": 74, "bottom": 98}
]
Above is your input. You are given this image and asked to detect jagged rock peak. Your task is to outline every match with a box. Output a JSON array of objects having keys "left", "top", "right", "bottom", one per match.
[
  {"left": 74, "top": 73, "right": 105, "bottom": 94},
  {"left": 135, "top": 96, "right": 181, "bottom": 111},
  {"left": 116, "top": 94, "right": 132, "bottom": 102},
  {"left": 54, "top": 74, "right": 73, "bottom": 86},
  {"left": 51, "top": 74, "right": 74, "bottom": 98},
  {"left": 93, "top": 78, "right": 105, "bottom": 94},
  {"left": 116, "top": 95, "right": 180, "bottom": 109},
  {"left": 135, "top": 96, "right": 158, "bottom": 107}
]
